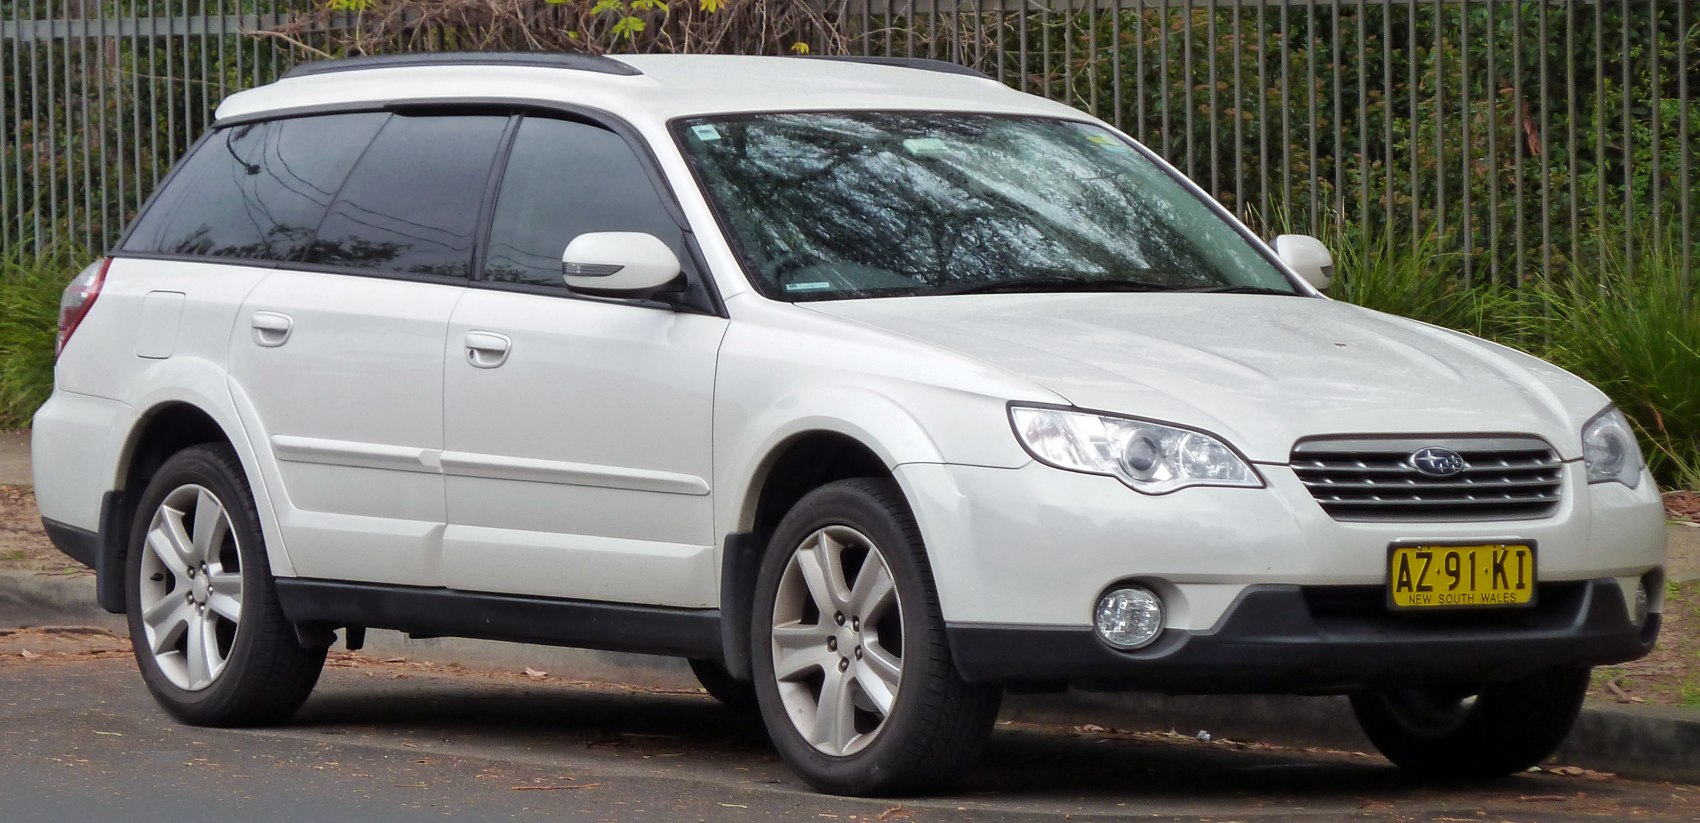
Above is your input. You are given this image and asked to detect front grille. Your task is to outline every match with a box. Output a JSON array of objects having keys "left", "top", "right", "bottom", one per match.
[{"left": 1292, "top": 436, "right": 1563, "bottom": 522}]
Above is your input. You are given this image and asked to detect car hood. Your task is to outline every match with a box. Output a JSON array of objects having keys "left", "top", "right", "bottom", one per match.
[{"left": 802, "top": 293, "right": 1608, "bottom": 463}]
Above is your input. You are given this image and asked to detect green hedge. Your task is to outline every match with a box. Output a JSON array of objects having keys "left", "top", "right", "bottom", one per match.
[{"left": 0, "top": 246, "right": 72, "bottom": 430}]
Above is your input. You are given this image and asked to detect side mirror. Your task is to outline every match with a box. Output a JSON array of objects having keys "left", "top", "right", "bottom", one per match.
[
  {"left": 561, "top": 232, "right": 683, "bottom": 297},
  {"left": 1272, "top": 234, "right": 1334, "bottom": 291}
]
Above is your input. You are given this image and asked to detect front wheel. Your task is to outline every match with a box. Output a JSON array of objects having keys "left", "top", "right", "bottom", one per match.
[
  {"left": 1350, "top": 667, "right": 1590, "bottom": 778},
  {"left": 126, "top": 443, "right": 326, "bottom": 726},
  {"left": 750, "top": 478, "right": 1001, "bottom": 796}
]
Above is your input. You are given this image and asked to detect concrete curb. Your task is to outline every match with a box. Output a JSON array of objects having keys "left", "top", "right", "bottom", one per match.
[
  {"left": 3, "top": 570, "right": 1696, "bottom": 785},
  {"left": 0, "top": 570, "right": 123, "bottom": 633}
]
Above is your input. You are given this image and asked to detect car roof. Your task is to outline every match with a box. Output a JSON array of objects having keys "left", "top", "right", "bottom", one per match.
[{"left": 213, "top": 53, "right": 1083, "bottom": 126}]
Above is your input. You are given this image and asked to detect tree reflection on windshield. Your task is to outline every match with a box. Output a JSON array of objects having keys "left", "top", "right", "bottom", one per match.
[{"left": 675, "top": 113, "right": 1294, "bottom": 301}]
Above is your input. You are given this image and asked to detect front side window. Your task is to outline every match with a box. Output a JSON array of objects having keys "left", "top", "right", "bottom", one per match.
[
  {"left": 484, "top": 116, "right": 681, "bottom": 288},
  {"left": 674, "top": 112, "right": 1296, "bottom": 301},
  {"left": 123, "top": 112, "right": 386, "bottom": 261},
  {"left": 306, "top": 113, "right": 509, "bottom": 278}
]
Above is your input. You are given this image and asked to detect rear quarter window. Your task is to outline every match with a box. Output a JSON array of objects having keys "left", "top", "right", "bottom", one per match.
[{"left": 123, "top": 112, "right": 386, "bottom": 261}]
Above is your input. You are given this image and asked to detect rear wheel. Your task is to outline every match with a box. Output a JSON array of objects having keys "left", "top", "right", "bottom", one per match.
[
  {"left": 1350, "top": 667, "right": 1590, "bottom": 777},
  {"left": 126, "top": 443, "right": 326, "bottom": 726},
  {"left": 750, "top": 478, "right": 1000, "bottom": 796}
]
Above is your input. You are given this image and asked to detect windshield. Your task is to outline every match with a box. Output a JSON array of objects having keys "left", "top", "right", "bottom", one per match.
[{"left": 674, "top": 112, "right": 1298, "bottom": 301}]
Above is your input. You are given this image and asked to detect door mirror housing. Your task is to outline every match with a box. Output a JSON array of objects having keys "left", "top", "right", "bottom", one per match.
[
  {"left": 561, "top": 232, "right": 684, "bottom": 297},
  {"left": 1272, "top": 234, "right": 1334, "bottom": 292}
]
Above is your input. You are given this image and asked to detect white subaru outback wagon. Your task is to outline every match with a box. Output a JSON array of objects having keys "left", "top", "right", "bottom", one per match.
[{"left": 34, "top": 53, "right": 1666, "bottom": 796}]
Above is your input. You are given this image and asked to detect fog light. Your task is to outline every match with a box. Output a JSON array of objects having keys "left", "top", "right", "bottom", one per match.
[
  {"left": 1095, "top": 586, "right": 1164, "bottom": 649},
  {"left": 1633, "top": 580, "right": 1650, "bottom": 626}
]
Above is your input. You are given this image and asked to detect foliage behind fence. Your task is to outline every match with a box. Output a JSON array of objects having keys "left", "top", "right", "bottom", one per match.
[{"left": 3, "top": 0, "right": 1696, "bottom": 293}]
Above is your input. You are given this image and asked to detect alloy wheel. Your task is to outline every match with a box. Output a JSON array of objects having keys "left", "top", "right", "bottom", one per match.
[
  {"left": 769, "top": 525, "right": 905, "bottom": 756},
  {"left": 137, "top": 484, "right": 244, "bottom": 691}
]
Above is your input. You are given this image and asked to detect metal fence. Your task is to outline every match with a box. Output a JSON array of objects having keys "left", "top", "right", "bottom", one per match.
[{"left": 3, "top": 0, "right": 1696, "bottom": 291}]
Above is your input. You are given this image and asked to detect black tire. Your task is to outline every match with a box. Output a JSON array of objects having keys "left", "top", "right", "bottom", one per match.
[
  {"left": 125, "top": 443, "right": 326, "bottom": 726},
  {"left": 1350, "top": 667, "right": 1590, "bottom": 778},
  {"left": 688, "top": 657, "right": 758, "bottom": 710},
  {"left": 749, "top": 477, "right": 1001, "bottom": 796}
]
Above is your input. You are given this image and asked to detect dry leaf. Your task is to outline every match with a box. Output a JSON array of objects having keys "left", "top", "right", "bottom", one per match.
[
  {"left": 523, "top": 667, "right": 547, "bottom": 679},
  {"left": 19, "top": 649, "right": 39, "bottom": 659},
  {"left": 878, "top": 805, "right": 912, "bottom": 820}
]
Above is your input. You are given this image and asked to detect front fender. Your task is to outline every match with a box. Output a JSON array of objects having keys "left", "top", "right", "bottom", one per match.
[{"left": 715, "top": 384, "right": 951, "bottom": 538}]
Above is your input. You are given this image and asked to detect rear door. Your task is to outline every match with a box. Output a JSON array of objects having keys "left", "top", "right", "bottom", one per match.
[
  {"left": 440, "top": 114, "right": 727, "bottom": 606},
  {"left": 226, "top": 111, "right": 510, "bottom": 585}
]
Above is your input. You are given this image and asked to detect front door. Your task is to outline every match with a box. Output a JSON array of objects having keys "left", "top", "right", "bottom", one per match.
[{"left": 440, "top": 115, "right": 727, "bottom": 606}]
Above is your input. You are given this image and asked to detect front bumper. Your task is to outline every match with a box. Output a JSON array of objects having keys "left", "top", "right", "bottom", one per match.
[
  {"left": 897, "top": 460, "right": 1667, "bottom": 629},
  {"left": 948, "top": 578, "right": 1658, "bottom": 693}
]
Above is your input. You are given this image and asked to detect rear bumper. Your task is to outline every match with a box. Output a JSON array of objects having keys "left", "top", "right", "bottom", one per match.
[
  {"left": 40, "top": 493, "right": 130, "bottom": 614},
  {"left": 41, "top": 518, "right": 99, "bottom": 569},
  {"left": 948, "top": 578, "right": 1658, "bottom": 694}
]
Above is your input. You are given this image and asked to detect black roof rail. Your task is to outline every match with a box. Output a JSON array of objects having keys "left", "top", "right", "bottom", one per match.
[
  {"left": 797, "top": 55, "right": 992, "bottom": 81},
  {"left": 284, "top": 52, "right": 643, "bottom": 79}
]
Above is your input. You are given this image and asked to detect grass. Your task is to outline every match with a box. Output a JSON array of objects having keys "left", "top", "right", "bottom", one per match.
[
  {"left": 0, "top": 246, "right": 82, "bottom": 430},
  {"left": 1325, "top": 223, "right": 1511, "bottom": 337},
  {"left": 1531, "top": 235, "right": 1700, "bottom": 491}
]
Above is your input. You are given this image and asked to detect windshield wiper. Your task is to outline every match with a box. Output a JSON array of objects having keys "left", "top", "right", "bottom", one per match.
[
  {"left": 928, "top": 277, "right": 1175, "bottom": 297},
  {"left": 1175, "top": 284, "right": 1301, "bottom": 296}
]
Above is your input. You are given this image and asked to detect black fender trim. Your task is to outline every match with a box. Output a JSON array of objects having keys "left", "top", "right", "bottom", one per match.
[
  {"left": 94, "top": 490, "right": 130, "bottom": 614},
  {"left": 717, "top": 532, "right": 761, "bottom": 680}
]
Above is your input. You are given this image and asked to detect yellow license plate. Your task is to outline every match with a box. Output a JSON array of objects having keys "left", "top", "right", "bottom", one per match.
[{"left": 1387, "top": 543, "right": 1536, "bottom": 610}]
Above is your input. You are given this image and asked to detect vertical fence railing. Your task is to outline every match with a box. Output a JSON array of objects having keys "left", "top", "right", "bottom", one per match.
[
  {"left": 3, "top": 0, "right": 1696, "bottom": 299},
  {"left": 841, "top": 0, "right": 1696, "bottom": 293},
  {"left": 1, "top": 0, "right": 311, "bottom": 256}
]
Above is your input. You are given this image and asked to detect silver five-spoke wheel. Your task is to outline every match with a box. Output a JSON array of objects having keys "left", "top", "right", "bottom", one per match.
[
  {"left": 771, "top": 525, "right": 904, "bottom": 757},
  {"left": 752, "top": 479, "right": 1000, "bottom": 796},
  {"left": 126, "top": 444, "right": 325, "bottom": 726},
  {"left": 138, "top": 484, "right": 244, "bottom": 691}
]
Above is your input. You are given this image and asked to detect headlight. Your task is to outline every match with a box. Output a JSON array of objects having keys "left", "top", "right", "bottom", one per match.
[
  {"left": 1581, "top": 406, "right": 1643, "bottom": 487},
  {"left": 1008, "top": 406, "right": 1262, "bottom": 494}
]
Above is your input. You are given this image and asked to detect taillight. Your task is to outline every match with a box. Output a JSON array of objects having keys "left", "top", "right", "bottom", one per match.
[{"left": 56, "top": 258, "right": 110, "bottom": 359}]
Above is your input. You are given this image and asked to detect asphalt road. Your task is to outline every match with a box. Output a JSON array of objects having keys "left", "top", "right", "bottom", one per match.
[{"left": 2, "top": 655, "right": 1696, "bottom": 823}]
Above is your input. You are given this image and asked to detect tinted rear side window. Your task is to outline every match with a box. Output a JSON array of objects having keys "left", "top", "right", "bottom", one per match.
[
  {"left": 123, "top": 113, "right": 386, "bottom": 261},
  {"left": 484, "top": 117, "right": 680, "bottom": 287},
  {"left": 307, "top": 114, "right": 509, "bottom": 278}
]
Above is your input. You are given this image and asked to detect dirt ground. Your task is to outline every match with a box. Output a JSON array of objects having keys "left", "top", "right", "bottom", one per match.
[
  {"left": 0, "top": 485, "right": 87, "bottom": 577},
  {"left": 4, "top": 482, "right": 1699, "bottom": 707}
]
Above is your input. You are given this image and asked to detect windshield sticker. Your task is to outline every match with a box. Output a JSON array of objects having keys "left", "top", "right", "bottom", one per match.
[
  {"left": 1086, "top": 133, "right": 1134, "bottom": 152},
  {"left": 690, "top": 124, "right": 722, "bottom": 142},
  {"left": 902, "top": 137, "right": 951, "bottom": 157},
  {"left": 784, "top": 281, "right": 834, "bottom": 292}
]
